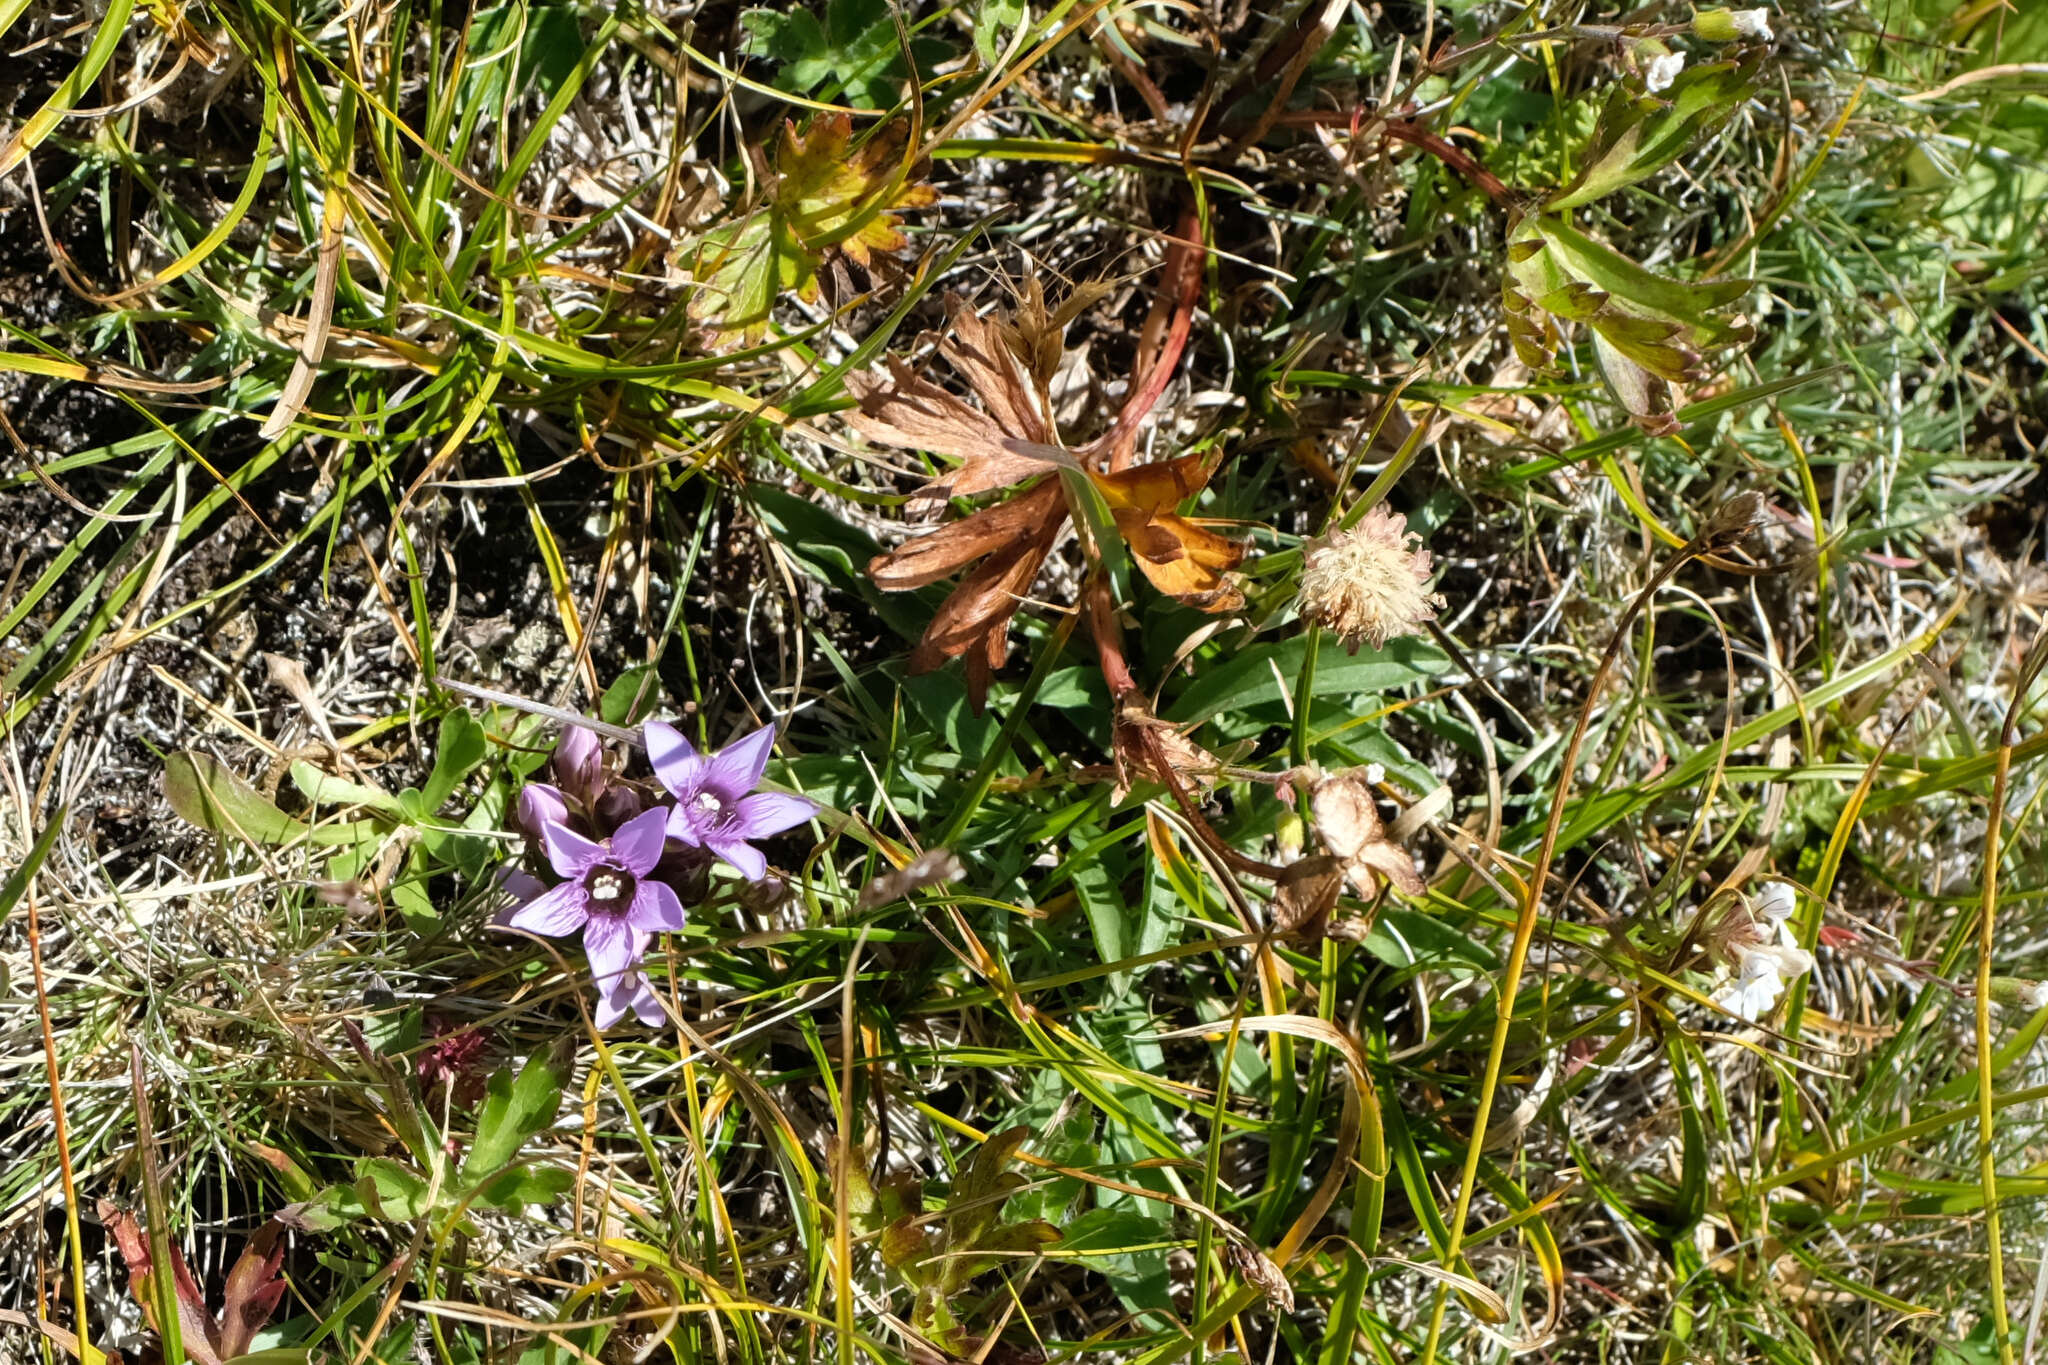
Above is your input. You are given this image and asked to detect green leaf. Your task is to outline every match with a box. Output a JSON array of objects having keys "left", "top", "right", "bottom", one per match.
[
  {"left": 0, "top": 803, "right": 64, "bottom": 926},
  {"left": 164, "top": 753, "right": 309, "bottom": 846},
  {"left": 741, "top": 7, "right": 830, "bottom": 89},
  {"left": 353, "top": 1158, "right": 433, "bottom": 1221},
  {"left": 600, "top": 665, "right": 663, "bottom": 726},
  {"left": 421, "top": 707, "right": 487, "bottom": 811},
  {"left": 945, "top": 1126, "right": 1032, "bottom": 1255},
  {"left": 389, "top": 845, "right": 439, "bottom": 932},
  {"left": 472, "top": 1165, "right": 573, "bottom": 1214},
  {"left": 881, "top": 1218, "right": 933, "bottom": 1278},
  {"left": 290, "top": 761, "right": 404, "bottom": 816},
  {"left": 461, "top": 1049, "right": 567, "bottom": 1186},
  {"left": 1504, "top": 213, "right": 1755, "bottom": 427},
  {"left": 1165, "top": 634, "right": 1449, "bottom": 728},
  {"left": 686, "top": 114, "right": 933, "bottom": 347},
  {"left": 1546, "top": 61, "right": 1760, "bottom": 210},
  {"left": 973, "top": 0, "right": 1026, "bottom": 64},
  {"left": 1055, "top": 1208, "right": 1172, "bottom": 1312},
  {"left": 1358, "top": 907, "right": 1500, "bottom": 973}
]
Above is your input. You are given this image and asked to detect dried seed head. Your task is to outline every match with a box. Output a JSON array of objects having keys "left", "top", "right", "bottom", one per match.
[
  {"left": 1700, "top": 491, "right": 1770, "bottom": 551},
  {"left": 1298, "top": 506, "right": 1444, "bottom": 652}
]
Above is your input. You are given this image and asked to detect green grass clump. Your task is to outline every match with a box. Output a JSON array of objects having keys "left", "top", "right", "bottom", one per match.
[{"left": 2, "top": 0, "right": 2046, "bottom": 1362}]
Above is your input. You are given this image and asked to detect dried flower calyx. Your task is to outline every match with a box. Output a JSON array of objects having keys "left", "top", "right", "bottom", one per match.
[
  {"left": 1305, "top": 765, "right": 1426, "bottom": 899},
  {"left": 1298, "top": 505, "right": 1444, "bottom": 653}
]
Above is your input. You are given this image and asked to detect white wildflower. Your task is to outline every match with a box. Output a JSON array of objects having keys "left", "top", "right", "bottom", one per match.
[
  {"left": 1645, "top": 51, "right": 1686, "bottom": 93},
  {"left": 1693, "top": 7, "right": 1774, "bottom": 42},
  {"left": 1711, "top": 940, "right": 1814, "bottom": 1022}
]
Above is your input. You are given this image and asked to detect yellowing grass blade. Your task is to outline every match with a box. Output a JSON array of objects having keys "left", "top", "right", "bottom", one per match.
[{"left": 0, "top": 0, "right": 137, "bottom": 177}]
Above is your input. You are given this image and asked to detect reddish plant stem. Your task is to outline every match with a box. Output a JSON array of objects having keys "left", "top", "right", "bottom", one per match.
[
  {"left": 1093, "top": 204, "right": 1206, "bottom": 471},
  {"left": 1272, "top": 110, "right": 1515, "bottom": 207},
  {"left": 1086, "top": 573, "right": 1139, "bottom": 700}
]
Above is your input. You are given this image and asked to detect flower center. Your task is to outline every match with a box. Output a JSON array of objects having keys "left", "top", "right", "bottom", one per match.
[
  {"left": 582, "top": 861, "right": 636, "bottom": 914},
  {"left": 691, "top": 789, "right": 728, "bottom": 826}
]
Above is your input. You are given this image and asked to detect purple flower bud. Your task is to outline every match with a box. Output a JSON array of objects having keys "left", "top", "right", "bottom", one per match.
[
  {"left": 593, "top": 782, "right": 647, "bottom": 832},
  {"left": 516, "top": 783, "right": 571, "bottom": 842},
  {"left": 553, "top": 724, "right": 605, "bottom": 808}
]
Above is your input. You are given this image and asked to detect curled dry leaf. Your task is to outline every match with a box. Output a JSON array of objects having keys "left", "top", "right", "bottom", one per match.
[
  {"left": 1309, "top": 768, "right": 1425, "bottom": 899},
  {"left": 1272, "top": 853, "right": 1346, "bottom": 941},
  {"left": 858, "top": 292, "right": 1248, "bottom": 707},
  {"left": 1092, "top": 455, "right": 1246, "bottom": 611},
  {"left": 1225, "top": 1239, "right": 1297, "bottom": 1314}
]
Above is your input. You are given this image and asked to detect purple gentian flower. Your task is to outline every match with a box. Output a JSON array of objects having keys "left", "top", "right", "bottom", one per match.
[
  {"left": 503, "top": 805, "right": 686, "bottom": 989},
  {"left": 596, "top": 968, "right": 665, "bottom": 1029},
  {"left": 645, "top": 721, "right": 817, "bottom": 881}
]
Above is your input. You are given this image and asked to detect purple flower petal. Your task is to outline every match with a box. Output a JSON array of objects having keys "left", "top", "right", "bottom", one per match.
[
  {"left": 731, "top": 791, "right": 817, "bottom": 841},
  {"left": 489, "top": 866, "right": 551, "bottom": 929},
  {"left": 708, "top": 835, "right": 768, "bottom": 882},
  {"left": 703, "top": 724, "right": 776, "bottom": 800},
  {"left": 630, "top": 876, "right": 688, "bottom": 934},
  {"left": 504, "top": 881, "right": 590, "bottom": 937},
  {"left": 497, "top": 866, "right": 549, "bottom": 902},
  {"left": 554, "top": 725, "right": 603, "bottom": 803},
  {"left": 645, "top": 721, "right": 703, "bottom": 797},
  {"left": 540, "top": 819, "right": 604, "bottom": 879},
  {"left": 610, "top": 807, "right": 671, "bottom": 874},
  {"left": 582, "top": 914, "right": 647, "bottom": 984},
  {"left": 518, "top": 783, "right": 570, "bottom": 838},
  {"left": 595, "top": 970, "right": 664, "bottom": 1029},
  {"left": 667, "top": 802, "right": 710, "bottom": 848}
]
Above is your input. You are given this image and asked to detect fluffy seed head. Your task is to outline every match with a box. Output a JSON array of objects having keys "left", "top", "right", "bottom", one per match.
[{"left": 1299, "top": 506, "right": 1444, "bottom": 652}]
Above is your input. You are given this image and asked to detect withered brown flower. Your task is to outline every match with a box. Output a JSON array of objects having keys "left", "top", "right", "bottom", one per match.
[{"left": 1308, "top": 767, "right": 1425, "bottom": 899}]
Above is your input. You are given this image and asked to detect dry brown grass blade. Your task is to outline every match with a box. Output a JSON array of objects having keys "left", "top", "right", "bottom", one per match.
[{"left": 259, "top": 175, "right": 345, "bottom": 441}]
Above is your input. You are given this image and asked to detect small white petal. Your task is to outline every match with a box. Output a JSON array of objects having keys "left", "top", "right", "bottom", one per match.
[
  {"left": 1645, "top": 52, "right": 1685, "bottom": 93},
  {"left": 1754, "top": 881, "right": 1796, "bottom": 925}
]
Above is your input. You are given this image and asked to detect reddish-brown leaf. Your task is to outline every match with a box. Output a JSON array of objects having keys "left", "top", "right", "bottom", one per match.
[
  {"left": 101, "top": 1202, "right": 291, "bottom": 1365},
  {"left": 845, "top": 298, "right": 1072, "bottom": 505}
]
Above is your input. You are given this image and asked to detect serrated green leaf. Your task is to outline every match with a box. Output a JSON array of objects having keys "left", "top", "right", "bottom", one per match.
[
  {"left": 472, "top": 1164, "right": 573, "bottom": 1214},
  {"left": 687, "top": 114, "right": 933, "bottom": 348},
  {"left": 881, "top": 1217, "right": 933, "bottom": 1277},
  {"left": 354, "top": 1158, "right": 432, "bottom": 1221},
  {"left": 946, "top": 1126, "right": 1032, "bottom": 1253}
]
